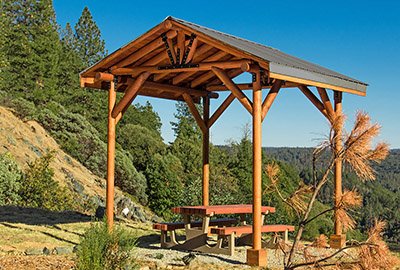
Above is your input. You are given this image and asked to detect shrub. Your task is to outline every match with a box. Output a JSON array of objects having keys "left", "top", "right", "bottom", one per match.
[
  {"left": 0, "top": 152, "right": 22, "bottom": 205},
  {"left": 75, "top": 220, "right": 137, "bottom": 270},
  {"left": 18, "top": 152, "right": 75, "bottom": 211}
]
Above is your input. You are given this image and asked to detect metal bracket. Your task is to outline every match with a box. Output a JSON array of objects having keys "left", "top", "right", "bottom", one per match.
[
  {"left": 182, "top": 33, "right": 197, "bottom": 64},
  {"left": 161, "top": 33, "right": 175, "bottom": 65},
  {"left": 158, "top": 63, "right": 200, "bottom": 70}
]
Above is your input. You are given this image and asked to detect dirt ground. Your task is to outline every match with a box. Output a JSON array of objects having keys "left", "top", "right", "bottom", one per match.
[{"left": 0, "top": 255, "right": 75, "bottom": 270}]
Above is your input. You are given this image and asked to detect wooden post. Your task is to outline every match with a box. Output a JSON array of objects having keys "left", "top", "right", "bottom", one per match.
[
  {"left": 246, "top": 71, "right": 267, "bottom": 267},
  {"left": 202, "top": 96, "right": 210, "bottom": 206},
  {"left": 106, "top": 81, "right": 117, "bottom": 230},
  {"left": 330, "top": 90, "right": 346, "bottom": 248}
]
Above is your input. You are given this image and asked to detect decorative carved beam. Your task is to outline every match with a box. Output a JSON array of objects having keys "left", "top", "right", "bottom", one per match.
[
  {"left": 208, "top": 93, "right": 235, "bottom": 128},
  {"left": 261, "top": 79, "right": 283, "bottom": 120},
  {"left": 111, "top": 60, "right": 251, "bottom": 76},
  {"left": 111, "top": 72, "right": 150, "bottom": 118},
  {"left": 211, "top": 67, "right": 253, "bottom": 114},
  {"left": 113, "top": 30, "right": 177, "bottom": 68},
  {"left": 182, "top": 93, "right": 207, "bottom": 133},
  {"left": 316, "top": 87, "right": 335, "bottom": 120},
  {"left": 298, "top": 85, "right": 330, "bottom": 120}
]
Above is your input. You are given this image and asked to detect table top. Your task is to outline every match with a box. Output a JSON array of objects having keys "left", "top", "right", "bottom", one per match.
[{"left": 172, "top": 204, "right": 276, "bottom": 216}]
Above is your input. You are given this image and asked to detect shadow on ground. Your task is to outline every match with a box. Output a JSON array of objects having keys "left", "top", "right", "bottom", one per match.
[{"left": 0, "top": 205, "right": 92, "bottom": 225}]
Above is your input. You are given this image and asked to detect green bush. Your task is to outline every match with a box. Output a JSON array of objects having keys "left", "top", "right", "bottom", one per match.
[
  {"left": 18, "top": 152, "right": 74, "bottom": 211},
  {"left": 0, "top": 152, "right": 22, "bottom": 205},
  {"left": 75, "top": 220, "right": 137, "bottom": 270}
]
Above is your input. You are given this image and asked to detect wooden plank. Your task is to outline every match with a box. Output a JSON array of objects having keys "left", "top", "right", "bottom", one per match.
[
  {"left": 270, "top": 72, "right": 365, "bottom": 96},
  {"left": 153, "top": 218, "right": 238, "bottom": 231},
  {"left": 172, "top": 205, "right": 276, "bottom": 216},
  {"left": 113, "top": 30, "right": 177, "bottom": 68},
  {"left": 211, "top": 225, "right": 295, "bottom": 236},
  {"left": 261, "top": 79, "right": 283, "bottom": 120},
  {"left": 111, "top": 72, "right": 150, "bottom": 118},
  {"left": 211, "top": 67, "right": 253, "bottom": 114},
  {"left": 208, "top": 93, "right": 235, "bottom": 128},
  {"left": 111, "top": 60, "right": 251, "bottom": 76},
  {"left": 173, "top": 50, "right": 228, "bottom": 85},
  {"left": 182, "top": 93, "right": 207, "bottom": 133},
  {"left": 317, "top": 87, "right": 335, "bottom": 120},
  {"left": 298, "top": 85, "right": 330, "bottom": 119}
]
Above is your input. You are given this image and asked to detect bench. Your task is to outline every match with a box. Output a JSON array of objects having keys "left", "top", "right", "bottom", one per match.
[
  {"left": 153, "top": 218, "right": 238, "bottom": 248},
  {"left": 210, "top": 224, "right": 295, "bottom": 255}
]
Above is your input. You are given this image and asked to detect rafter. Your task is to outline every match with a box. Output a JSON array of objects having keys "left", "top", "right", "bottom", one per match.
[
  {"left": 298, "top": 85, "right": 330, "bottom": 120},
  {"left": 208, "top": 93, "right": 235, "bottom": 128},
  {"left": 185, "top": 37, "right": 198, "bottom": 63},
  {"left": 261, "top": 79, "right": 283, "bottom": 120},
  {"left": 206, "top": 81, "right": 298, "bottom": 91},
  {"left": 111, "top": 72, "right": 150, "bottom": 118},
  {"left": 207, "top": 69, "right": 243, "bottom": 86},
  {"left": 177, "top": 31, "right": 185, "bottom": 64},
  {"left": 113, "top": 30, "right": 177, "bottom": 68},
  {"left": 211, "top": 67, "right": 253, "bottom": 114},
  {"left": 182, "top": 93, "right": 207, "bottom": 133}
]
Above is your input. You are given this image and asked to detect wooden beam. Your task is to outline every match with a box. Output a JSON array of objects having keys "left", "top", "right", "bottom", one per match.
[
  {"left": 202, "top": 96, "right": 210, "bottom": 206},
  {"left": 261, "top": 79, "right": 283, "bottom": 120},
  {"left": 81, "top": 20, "right": 173, "bottom": 77},
  {"left": 207, "top": 69, "right": 243, "bottom": 86},
  {"left": 95, "top": 72, "right": 114, "bottom": 82},
  {"left": 333, "top": 91, "right": 344, "bottom": 245},
  {"left": 106, "top": 81, "right": 116, "bottom": 230},
  {"left": 80, "top": 76, "right": 95, "bottom": 87},
  {"left": 270, "top": 72, "right": 366, "bottom": 97},
  {"left": 113, "top": 30, "right": 177, "bottom": 68},
  {"left": 177, "top": 31, "right": 185, "bottom": 64},
  {"left": 182, "top": 93, "right": 207, "bottom": 133},
  {"left": 173, "top": 50, "right": 228, "bottom": 85},
  {"left": 206, "top": 81, "right": 298, "bottom": 91},
  {"left": 138, "top": 88, "right": 200, "bottom": 103},
  {"left": 142, "top": 81, "right": 219, "bottom": 98},
  {"left": 111, "top": 60, "right": 251, "bottom": 76},
  {"left": 111, "top": 72, "right": 150, "bottom": 118},
  {"left": 298, "top": 85, "right": 330, "bottom": 119},
  {"left": 166, "top": 37, "right": 177, "bottom": 64},
  {"left": 208, "top": 93, "right": 235, "bottom": 128},
  {"left": 252, "top": 70, "right": 263, "bottom": 251},
  {"left": 211, "top": 67, "right": 253, "bottom": 114},
  {"left": 185, "top": 38, "right": 198, "bottom": 63},
  {"left": 316, "top": 87, "right": 335, "bottom": 120}
]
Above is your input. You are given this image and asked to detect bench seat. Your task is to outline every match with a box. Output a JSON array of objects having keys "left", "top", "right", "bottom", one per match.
[
  {"left": 153, "top": 218, "right": 238, "bottom": 231},
  {"left": 211, "top": 224, "right": 295, "bottom": 237}
]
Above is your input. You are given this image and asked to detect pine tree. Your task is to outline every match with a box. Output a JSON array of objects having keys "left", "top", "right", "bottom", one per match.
[
  {"left": 57, "top": 23, "right": 83, "bottom": 91},
  {"left": 74, "top": 7, "right": 106, "bottom": 68},
  {"left": 2, "top": 0, "right": 61, "bottom": 102}
]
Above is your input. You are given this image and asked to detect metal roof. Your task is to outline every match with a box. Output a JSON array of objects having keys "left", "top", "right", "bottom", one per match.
[{"left": 169, "top": 16, "right": 367, "bottom": 95}]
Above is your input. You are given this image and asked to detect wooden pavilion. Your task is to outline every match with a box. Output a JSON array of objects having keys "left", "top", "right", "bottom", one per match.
[{"left": 79, "top": 16, "right": 367, "bottom": 266}]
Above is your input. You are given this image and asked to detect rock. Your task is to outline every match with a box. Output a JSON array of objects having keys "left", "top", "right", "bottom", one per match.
[
  {"left": 95, "top": 206, "right": 105, "bottom": 218},
  {"left": 42, "top": 247, "right": 52, "bottom": 255},
  {"left": 25, "top": 248, "right": 43, "bottom": 255},
  {"left": 54, "top": 246, "right": 73, "bottom": 255},
  {"left": 122, "top": 207, "right": 130, "bottom": 217}
]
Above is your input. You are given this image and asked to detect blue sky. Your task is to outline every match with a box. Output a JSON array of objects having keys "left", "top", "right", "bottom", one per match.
[{"left": 54, "top": 0, "right": 400, "bottom": 148}]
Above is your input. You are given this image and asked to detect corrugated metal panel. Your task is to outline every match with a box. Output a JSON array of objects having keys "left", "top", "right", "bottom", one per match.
[{"left": 170, "top": 17, "right": 367, "bottom": 94}]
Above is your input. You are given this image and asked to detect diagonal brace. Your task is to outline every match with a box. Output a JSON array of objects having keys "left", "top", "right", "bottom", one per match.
[
  {"left": 211, "top": 67, "right": 253, "bottom": 114},
  {"left": 182, "top": 93, "right": 207, "bottom": 133},
  {"left": 262, "top": 80, "right": 283, "bottom": 121}
]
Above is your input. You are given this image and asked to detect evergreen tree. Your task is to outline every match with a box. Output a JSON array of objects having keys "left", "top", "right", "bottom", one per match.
[
  {"left": 57, "top": 23, "right": 83, "bottom": 91},
  {"left": 74, "top": 7, "right": 106, "bottom": 68},
  {"left": 1, "top": 0, "right": 61, "bottom": 102}
]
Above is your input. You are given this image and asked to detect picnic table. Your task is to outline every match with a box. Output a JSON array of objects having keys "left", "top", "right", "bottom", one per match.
[{"left": 153, "top": 204, "right": 294, "bottom": 255}]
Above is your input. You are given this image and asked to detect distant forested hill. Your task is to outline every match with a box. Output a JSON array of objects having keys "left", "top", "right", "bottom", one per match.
[{"left": 264, "top": 147, "right": 400, "bottom": 249}]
